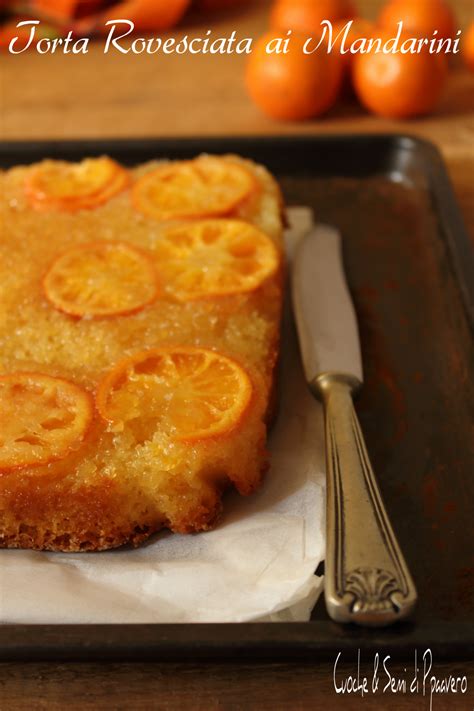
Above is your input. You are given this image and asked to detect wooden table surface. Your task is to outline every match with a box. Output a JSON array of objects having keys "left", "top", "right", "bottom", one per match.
[
  {"left": 2, "top": 0, "right": 474, "bottom": 237},
  {"left": 1, "top": 0, "right": 473, "bottom": 708}
]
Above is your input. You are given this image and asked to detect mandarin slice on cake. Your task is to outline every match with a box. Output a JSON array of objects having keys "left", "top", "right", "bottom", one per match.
[
  {"left": 25, "top": 157, "right": 129, "bottom": 212},
  {"left": 154, "top": 219, "right": 280, "bottom": 301},
  {"left": 132, "top": 156, "right": 257, "bottom": 220},
  {"left": 43, "top": 241, "right": 159, "bottom": 318},
  {"left": 96, "top": 346, "right": 253, "bottom": 443},
  {"left": 0, "top": 373, "right": 93, "bottom": 471}
]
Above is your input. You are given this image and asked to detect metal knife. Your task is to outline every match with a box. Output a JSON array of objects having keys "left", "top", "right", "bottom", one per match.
[{"left": 292, "top": 224, "right": 417, "bottom": 627}]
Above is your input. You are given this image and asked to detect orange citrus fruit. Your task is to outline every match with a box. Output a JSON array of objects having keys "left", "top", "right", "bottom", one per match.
[
  {"left": 378, "top": 0, "right": 457, "bottom": 41},
  {"left": 353, "top": 28, "right": 448, "bottom": 118},
  {"left": 271, "top": 0, "right": 357, "bottom": 34},
  {"left": 96, "top": 0, "right": 191, "bottom": 32},
  {"left": 33, "top": 0, "right": 101, "bottom": 22},
  {"left": 0, "top": 373, "right": 93, "bottom": 471},
  {"left": 43, "top": 241, "right": 159, "bottom": 318},
  {"left": 0, "top": 20, "right": 58, "bottom": 51},
  {"left": 463, "top": 21, "right": 474, "bottom": 72},
  {"left": 332, "top": 18, "right": 375, "bottom": 68},
  {"left": 194, "top": 0, "right": 250, "bottom": 10},
  {"left": 154, "top": 219, "right": 280, "bottom": 301},
  {"left": 25, "top": 157, "right": 129, "bottom": 212},
  {"left": 245, "top": 30, "right": 344, "bottom": 121},
  {"left": 132, "top": 157, "right": 257, "bottom": 221},
  {"left": 96, "top": 347, "right": 253, "bottom": 442}
]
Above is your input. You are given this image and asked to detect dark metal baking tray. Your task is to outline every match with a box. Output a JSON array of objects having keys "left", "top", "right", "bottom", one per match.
[{"left": 0, "top": 134, "right": 473, "bottom": 662}]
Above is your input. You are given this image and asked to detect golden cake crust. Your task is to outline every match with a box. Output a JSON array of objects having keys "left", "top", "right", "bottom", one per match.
[{"left": 0, "top": 154, "right": 285, "bottom": 551}]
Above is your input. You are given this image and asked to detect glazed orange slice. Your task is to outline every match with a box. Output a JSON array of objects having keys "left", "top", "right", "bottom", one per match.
[
  {"left": 0, "top": 373, "right": 93, "bottom": 471},
  {"left": 154, "top": 219, "right": 280, "bottom": 301},
  {"left": 132, "top": 156, "right": 257, "bottom": 221},
  {"left": 25, "top": 157, "right": 129, "bottom": 212},
  {"left": 96, "top": 347, "right": 253, "bottom": 443},
  {"left": 43, "top": 241, "right": 159, "bottom": 318}
]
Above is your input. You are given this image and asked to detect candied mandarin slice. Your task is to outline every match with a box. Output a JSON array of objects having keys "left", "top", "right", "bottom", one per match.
[
  {"left": 155, "top": 219, "right": 280, "bottom": 301},
  {"left": 96, "top": 347, "right": 253, "bottom": 443},
  {"left": 132, "top": 156, "right": 257, "bottom": 220},
  {"left": 43, "top": 241, "right": 159, "bottom": 318},
  {"left": 0, "top": 373, "right": 93, "bottom": 472},
  {"left": 25, "top": 157, "right": 129, "bottom": 212}
]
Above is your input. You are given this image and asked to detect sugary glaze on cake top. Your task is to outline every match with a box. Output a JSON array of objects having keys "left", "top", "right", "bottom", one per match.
[{"left": 0, "top": 155, "right": 284, "bottom": 551}]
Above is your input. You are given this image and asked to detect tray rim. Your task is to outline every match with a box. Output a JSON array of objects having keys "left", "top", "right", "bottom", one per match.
[
  {"left": 0, "top": 133, "right": 473, "bottom": 662},
  {"left": 1, "top": 621, "right": 473, "bottom": 663}
]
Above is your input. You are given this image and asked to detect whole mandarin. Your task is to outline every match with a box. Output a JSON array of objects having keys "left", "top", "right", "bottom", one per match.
[
  {"left": 194, "top": 0, "right": 250, "bottom": 10},
  {"left": 463, "top": 21, "right": 474, "bottom": 71},
  {"left": 271, "top": 0, "right": 357, "bottom": 35},
  {"left": 332, "top": 18, "right": 376, "bottom": 67},
  {"left": 245, "top": 30, "right": 344, "bottom": 121},
  {"left": 98, "top": 0, "right": 191, "bottom": 31},
  {"left": 353, "top": 28, "right": 448, "bottom": 118},
  {"left": 378, "top": 0, "right": 457, "bottom": 41}
]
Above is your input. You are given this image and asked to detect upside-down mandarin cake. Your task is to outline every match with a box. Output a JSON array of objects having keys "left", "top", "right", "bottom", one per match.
[{"left": 0, "top": 154, "right": 285, "bottom": 551}]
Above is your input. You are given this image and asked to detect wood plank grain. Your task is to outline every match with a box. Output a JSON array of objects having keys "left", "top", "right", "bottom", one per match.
[{"left": 0, "top": 661, "right": 473, "bottom": 710}]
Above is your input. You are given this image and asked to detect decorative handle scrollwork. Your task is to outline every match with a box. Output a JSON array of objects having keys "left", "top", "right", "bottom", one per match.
[
  {"left": 313, "top": 374, "right": 417, "bottom": 627},
  {"left": 345, "top": 567, "right": 402, "bottom": 615}
]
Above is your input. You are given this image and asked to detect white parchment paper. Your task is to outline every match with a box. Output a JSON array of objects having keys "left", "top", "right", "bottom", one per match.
[{"left": 0, "top": 207, "right": 327, "bottom": 624}]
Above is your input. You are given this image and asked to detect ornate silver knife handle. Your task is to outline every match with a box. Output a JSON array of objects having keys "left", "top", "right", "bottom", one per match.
[{"left": 313, "top": 373, "right": 418, "bottom": 627}]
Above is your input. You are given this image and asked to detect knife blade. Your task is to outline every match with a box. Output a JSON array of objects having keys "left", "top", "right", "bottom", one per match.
[
  {"left": 292, "top": 224, "right": 363, "bottom": 387},
  {"left": 291, "top": 224, "right": 417, "bottom": 627}
]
